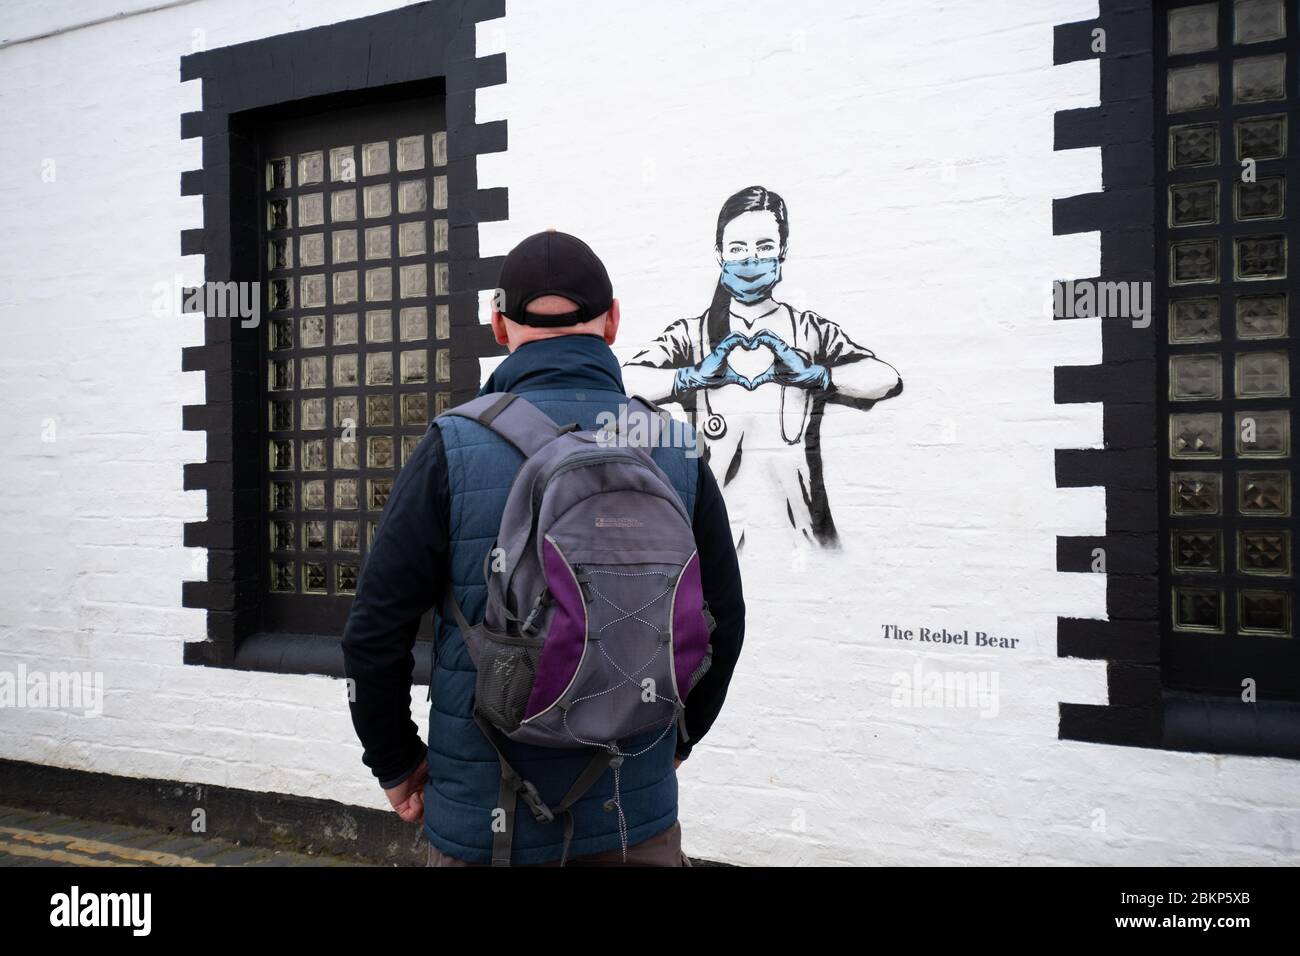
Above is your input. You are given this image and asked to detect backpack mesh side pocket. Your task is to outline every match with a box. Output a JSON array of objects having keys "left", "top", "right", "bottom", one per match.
[{"left": 474, "top": 627, "right": 544, "bottom": 732}]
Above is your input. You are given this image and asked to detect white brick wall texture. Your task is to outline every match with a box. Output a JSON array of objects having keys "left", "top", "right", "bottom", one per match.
[{"left": 0, "top": 0, "right": 1296, "bottom": 866}]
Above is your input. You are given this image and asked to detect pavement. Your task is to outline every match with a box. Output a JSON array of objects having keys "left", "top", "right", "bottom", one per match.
[{"left": 0, "top": 804, "right": 370, "bottom": 867}]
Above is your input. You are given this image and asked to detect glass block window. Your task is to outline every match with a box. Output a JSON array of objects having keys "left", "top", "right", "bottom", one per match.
[
  {"left": 1161, "top": 0, "right": 1295, "bottom": 642},
  {"left": 261, "top": 103, "right": 453, "bottom": 627}
]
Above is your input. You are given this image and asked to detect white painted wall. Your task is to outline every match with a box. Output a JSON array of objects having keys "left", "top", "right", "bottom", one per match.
[{"left": 0, "top": 0, "right": 1296, "bottom": 866}]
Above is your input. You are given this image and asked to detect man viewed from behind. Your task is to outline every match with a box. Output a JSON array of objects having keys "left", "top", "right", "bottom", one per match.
[{"left": 341, "top": 230, "right": 746, "bottom": 866}]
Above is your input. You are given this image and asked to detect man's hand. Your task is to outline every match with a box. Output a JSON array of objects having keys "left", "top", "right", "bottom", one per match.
[
  {"left": 674, "top": 331, "right": 751, "bottom": 395},
  {"left": 384, "top": 760, "right": 428, "bottom": 823}
]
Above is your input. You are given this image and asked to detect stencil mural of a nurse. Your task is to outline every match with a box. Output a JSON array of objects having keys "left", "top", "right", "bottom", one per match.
[{"left": 622, "top": 186, "right": 903, "bottom": 550}]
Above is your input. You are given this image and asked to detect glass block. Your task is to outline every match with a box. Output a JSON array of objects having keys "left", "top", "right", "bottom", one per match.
[
  {"left": 269, "top": 278, "right": 292, "bottom": 311},
  {"left": 1169, "top": 3, "right": 1218, "bottom": 54},
  {"left": 333, "top": 353, "right": 359, "bottom": 387},
  {"left": 1171, "top": 471, "right": 1221, "bottom": 515},
  {"left": 398, "top": 179, "right": 427, "bottom": 214},
  {"left": 1171, "top": 238, "right": 1219, "bottom": 284},
  {"left": 268, "top": 198, "right": 290, "bottom": 230},
  {"left": 1235, "top": 235, "right": 1286, "bottom": 280},
  {"left": 335, "top": 438, "right": 359, "bottom": 470},
  {"left": 299, "top": 233, "right": 325, "bottom": 268},
  {"left": 268, "top": 237, "right": 290, "bottom": 270},
  {"left": 400, "top": 264, "right": 427, "bottom": 299},
  {"left": 1170, "top": 354, "right": 1222, "bottom": 401},
  {"left": 367, "top": 394, "right": 394, "bottom": 427},
  {"left": 270, "top": 560, "right": 295, "bottom": 592},
  {"left": 302, "top": 480, "right": 326, "bottom": 511},
  {"left": 1239, "top": 589, "right": 1289, "bottom": 635},
  {"left": 1173, "top": 586, "right": 1224, "bottom": 632},
  {"left": 269, "top": 317, "right": 293, "bottom": 350},
  {"left": 333, "top": 270, "right": 358, "bottom": 305},
  {"left": 330, "top": 145, "right": 356, "bottom": 183},
  {"left": 1235, "top": 176, "right": 1284, "bottom": 221},
  {"left": 270, "top": 400, "right": 293, "bottom": 431},
  {"left": 334, "top": 313, "right": 359, "bottom": 346},
  {"left": 368, "top": 436, "right": 394, "bottom": 469},
  {"left": 1239, "top": 471, "right": 1290, "bottom": 515},
  {"left": 1236, "top": 350, "right": 1289, "bottom": 398},
  {"left": 1234, "top": 54, "right": 1286, "bottom": 103},
  {"left": 331, "top": 189, "right": 357, "bottom": 223},
  {"left": 401, "top": 307, "right": 428, "bottom": 341},
  {"left": 336, "top": 520, "right": 360, "bottom": 552},
  {"left": 369, "top": 478, "right": 394, "bottom": 510},
  {"left": 266, "top": 157, "right": 290, "bottom": 190},
  {"left": 301, "top": 397, "right": 326, "bottom": 431},
  {"left": 333, "top": 395, "right": 358, "bottom": 429},
  {"left": 399, "top": 220, "right": 426, "bottom": 257},
  {"left": 402, "top": 392, "right": 429, "bottom": 425},
  {"left": 1172, "top": 529, "right": 1221, "bottom": 573},
  {"left": 366, "top": 267, "right": 393, "bottom": 301},
  {"left": 300, "top": 356, "right": 327, "bottom": 390},
  {"left": 1237, "top": 114, "right": 1286, "bottom": 161},
  {"left": 361, "top": 141, "right": 390, "bottom": 177},
  {"left": 271, "top": 519, "right": 295, "bottom": 552},
  {"left": 270, "top": 481, "right": 294, "bottom": 511},
  {"left": 303, "top": 520, "right": 326, "bottom": 551},
  {"left": 303, "top": 561, "right": 328, "bottom": 594},
  {"left": 270, "top": 439, "right": 293, "bottom": 471},
  {"left": 433, "top": 175, "right": 448, "bottom": 210},
  {"left": 298, "top": 192, "right": 325, "bottom": 228},
  {"left": 337, "top": 563, "right": 359, "bottom": 594},
  {"left": 300, "top": 273, "right": 327, "bottom": 309},
  {"left": 435, "top": 263, "right": 450, "bottom": 296},
  {"left": 436, "top": 392, "right": 451, "bottom": 415},
  {"left": 366, "top": 310, "right": 393, "bottom": 343},
  {"left": 432, "top": 131, "right": 448, "bottom": 167},
  {"left": 1167, "top": 63, "right": 1219, "bottom": 113},
  {"left": 1169, "top": 181, "right": 1217, "bottom": 227},
  {"left": 363, "top": 184, "right": 392, "bottom": 219},
  {"left": 402, "top": 434, "right": 421, "bottom": 465},
  {"left": 269, "top": 358, "right": 293, "bottom": 391},
  {"left": 1170, "top": 123, "right": 1218, "bottom": 169},
  {"left": 434, "top": 219, "right": 449, "bottom": 253},
  {"left": 1236, "top": 409, "right": 1290, "bottom": 457},
  {"left": 333, "top": 230, "right": 359, "bottom": 264},
  {"left": 301, "top": 438, "right": 327, "bottom": 472},
  {"left": 1170, "top": 412, "right": 1222, "bottom": 459},
  {"left": 335, "top": 478, "right": 359, "bottom": 510},
  {"left": 396, "top": 135, "right": 425, "bottom": 172},
  {"left": 1240, "top": 530, "right": 1290, "bottom": 576},
  {"left": 1236, "top": 294, "right": 1287, "bottom": 339},
  {"left": 1235, "top": 0, "right": 1286, "bottom": 43},
  {"left": 300, "top": 314, "right": 326, "bottom": 348},
  {"left": 298, "top": 151, "right": 324, "bottom": 186},
  {"left": 436, "top": 348, "right": 452, "bottom": 383},
  {"left": 436, "top": 306, "right": 451, "bottom": 340},
  {"left": 400, "top": 350, "right": 428, "bottom": 384},
  {"left": 368, "top": 521, "right": 380, "bottom": 549},
  {"left": 1169, "top": 298, "right": 1220, "bottom": 344},
  {"left": 365, "top": 226, "right": 391, "bottom": 260}
]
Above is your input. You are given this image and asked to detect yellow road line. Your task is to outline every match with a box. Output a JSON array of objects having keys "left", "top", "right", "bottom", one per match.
[{"left": 0, "top": 825, "right": 215, "bottom": 867}]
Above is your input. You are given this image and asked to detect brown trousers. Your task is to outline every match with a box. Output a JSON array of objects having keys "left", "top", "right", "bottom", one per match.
[{"left": 426, "top": 820, "right": 690, "bottom": 867}]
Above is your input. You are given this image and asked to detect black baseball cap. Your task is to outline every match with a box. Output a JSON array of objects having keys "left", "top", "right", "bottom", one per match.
[{"left": 496, "top": 229, "right": 614, "bottom": 327}]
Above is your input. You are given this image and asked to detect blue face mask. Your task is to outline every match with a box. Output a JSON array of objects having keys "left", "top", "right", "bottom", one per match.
[{"left": 720, "top": 256, "right": 782, "bottom": 305}]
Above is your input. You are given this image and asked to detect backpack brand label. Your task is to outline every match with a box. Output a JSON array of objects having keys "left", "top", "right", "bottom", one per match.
[{"left": 595, "top": 515, "right": 644, "bottom": 528}]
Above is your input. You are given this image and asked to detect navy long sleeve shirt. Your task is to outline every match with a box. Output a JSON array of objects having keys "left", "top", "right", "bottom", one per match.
[{"left": 341, "top": 334, "right": 745, "bottom": 789}]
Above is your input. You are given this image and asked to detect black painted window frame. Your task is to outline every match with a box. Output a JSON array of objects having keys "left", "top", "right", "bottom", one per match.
[
  {"left": 179, "top": 0, "right": 507, "bottom": 679},
  {"left": 1054, "top": 0, "right": 1300, "bottom": 760}
]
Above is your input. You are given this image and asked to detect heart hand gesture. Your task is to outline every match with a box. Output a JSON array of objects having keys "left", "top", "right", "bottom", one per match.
[
  {"left": 673, "top": 330, "right": 751, "bottom": 395},
  {"left": 747, "top": 330, "right": 831, "bottom": 391}
]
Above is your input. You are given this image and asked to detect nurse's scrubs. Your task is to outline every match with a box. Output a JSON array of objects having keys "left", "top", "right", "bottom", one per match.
[{"left": 622, "top": 300, "right": 902, "bottom": 551}]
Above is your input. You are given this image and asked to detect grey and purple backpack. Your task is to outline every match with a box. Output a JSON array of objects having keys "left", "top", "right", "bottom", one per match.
[{"left": 439, "top": 391, "right": 715, "bottom": 865}]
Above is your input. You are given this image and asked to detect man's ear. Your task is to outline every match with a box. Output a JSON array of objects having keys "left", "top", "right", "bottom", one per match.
[
  {"left": 490, "top": 310, "right": 510, "bottom": 347},
  {"left": 602, "top": 299, "right": 621, "bottom": 346}
]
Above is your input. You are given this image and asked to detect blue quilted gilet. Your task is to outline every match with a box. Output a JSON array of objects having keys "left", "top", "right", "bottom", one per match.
[{"left": 425, "top": 375, "right": 699, "bottom": 865}]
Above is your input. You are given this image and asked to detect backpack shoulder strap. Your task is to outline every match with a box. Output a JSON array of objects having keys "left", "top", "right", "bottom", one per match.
[{"left": 439, "top": 392, "right": 571, "bottom": 458}]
